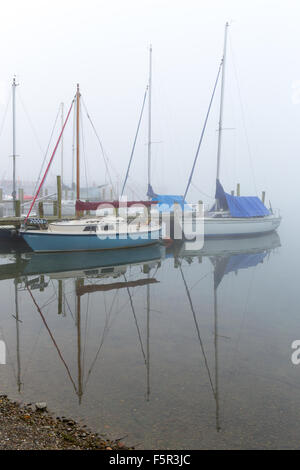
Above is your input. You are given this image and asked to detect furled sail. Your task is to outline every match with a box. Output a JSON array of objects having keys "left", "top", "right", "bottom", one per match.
[
  {"left": 147, "top": 184, "right": 188, "bottom": 212},
  {"left": 214, "top": 179, "right": 270, "bottom": 218}
]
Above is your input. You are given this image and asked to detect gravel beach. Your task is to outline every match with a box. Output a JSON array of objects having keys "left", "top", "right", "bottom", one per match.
[{"left": 0, "top": 394, "right": 131, "bottom": 450}]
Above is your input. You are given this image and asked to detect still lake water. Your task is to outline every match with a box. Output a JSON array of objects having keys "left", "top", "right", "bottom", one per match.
[{"left": 0, "top": 221, "right": 299, "bottom": 450}]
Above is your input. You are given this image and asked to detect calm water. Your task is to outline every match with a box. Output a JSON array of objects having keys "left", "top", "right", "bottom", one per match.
[{"left": 0, "top": 222, "right": 299, "bottom": 450}]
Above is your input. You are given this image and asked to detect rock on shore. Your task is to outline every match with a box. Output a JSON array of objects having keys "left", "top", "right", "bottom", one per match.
[{"left": 0, "top": 394, "right": 131, "bottom": 450}]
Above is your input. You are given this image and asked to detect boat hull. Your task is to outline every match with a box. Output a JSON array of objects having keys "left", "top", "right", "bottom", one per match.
[
  {"left": 180, "top": 214, "right": 281, "bottom": 239},
  {"left": 21, "top": 229, "right": 161, "bottom": 253}
]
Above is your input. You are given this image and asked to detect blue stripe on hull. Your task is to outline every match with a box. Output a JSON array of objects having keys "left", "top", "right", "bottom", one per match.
[{"left": 21, "top": 230, "right": 161, "bottom": 252}]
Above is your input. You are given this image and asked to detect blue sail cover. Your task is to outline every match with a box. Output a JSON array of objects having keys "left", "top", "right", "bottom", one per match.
[
  {"left": 215, "top": 179, "right": 270, "bottom": 218},
  {"left": 147, "top": 184, "right": 188, "bottom": 212},
  {"left": 214, "top": 251, "right": 267, "bottom": 289}
]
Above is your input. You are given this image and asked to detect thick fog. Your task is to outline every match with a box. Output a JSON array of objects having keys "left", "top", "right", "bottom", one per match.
[{"left": 0, "top": 0, "right": 297, "bottom": 217}]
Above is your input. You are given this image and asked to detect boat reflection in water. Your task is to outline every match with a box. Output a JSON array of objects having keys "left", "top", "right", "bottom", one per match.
[
  {"left": 17, "top": 242, "right": 164, "bottom": 403},
  {"left": 4, "top": 232, "right": 281, "bottom": 434},
  {"left": 170, "top": 231, "right": 281, "bottom": 431}
]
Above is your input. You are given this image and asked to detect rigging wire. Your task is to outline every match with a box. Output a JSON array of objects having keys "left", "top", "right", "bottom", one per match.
[
  {"left": 26, "top": 285, "right": 78, "bottom": 395},
  {"left": 228, "top": 33, "right": 258, "bottom": 195},
  {"left": 190, "top": 181, "right": 215, "bottom": 200},
  {"left": 25, "top": 97, "right": 75, "bottom": 222},
  {"left": 184, "top": 60, "right": 223, "bottom": 200},
  {"left": 124, "top": 274, "right": 147, "bottom": 363},
  {"left": 121, "top": 85, "right": 148, "bottom": 196},
  {"left": 81, "top": 98, "right": 117, "bottom": 199},
  {"left": 32, "top": 105, "right": 61, "bottom": 197},
  {"left": 0, "top": 90, "right": 12, "bottom": 139},
  {"left": 79, "top": 105, "right": 89, "bottom": 196},
  {"left": 71, "top": 101, "right": 76, "bottom": 195},
  {"left": 179, "top": 264, "right": 216, "bottom": 398},
  {"left": 18, "top": 90, "right": 44, "bottom": 155}
]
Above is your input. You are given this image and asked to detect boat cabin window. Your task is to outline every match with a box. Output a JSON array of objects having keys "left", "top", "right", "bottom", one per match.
[
  {"left": 83, "top": 225, "right": 97, "bottom": 232},
  {"left": 101, "top": 224, "right": 115, "bottom": 231}
]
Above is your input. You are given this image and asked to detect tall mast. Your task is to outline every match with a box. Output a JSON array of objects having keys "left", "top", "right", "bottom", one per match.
[
  {"left": 147, "top": 45, "right": 152, "bottom": 195},
  {"left": 76, "top": 84, "right": 80, "bottom": 206},
  {"left": 61, "top": 102, "right": 64, "bottom": 188},
  {"left": 12, "top": 76, "right": 18, "bottom": 202},
  {"left": 216, "top": 22, "right": 229, "bottom": 182}
]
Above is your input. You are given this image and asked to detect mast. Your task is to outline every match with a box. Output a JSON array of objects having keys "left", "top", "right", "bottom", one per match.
[
  {"left": 76, "top": 84, "right": 80, "bottom": 206},
  {"left": 216, "top": 22, "right": 229, "bottom": 182},
  {"left": 147, "top": 45, "right": 152, "bottom": 195},
  {"left": 12, "top": 77, "right": 18, "bottom": 202},
  {"left": 61, "top": 102, "right": 64, "bottom": 188}
]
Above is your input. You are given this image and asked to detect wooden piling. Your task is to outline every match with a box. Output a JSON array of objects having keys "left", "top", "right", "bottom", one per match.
[
  {"left": 18, "top": 188, "right": 24, "bottom": 204},
  {"left": 15, "top": 200, "right": 21, "bottom": 217},
  {"left": 57, "top": 175, "right": 62, "bottom": 219},
  {"left": 38, "top": 201, "right": 44, "bottom": 218},
  {"left": 53, "top": 200, "right": 58, "bottom": 216}
]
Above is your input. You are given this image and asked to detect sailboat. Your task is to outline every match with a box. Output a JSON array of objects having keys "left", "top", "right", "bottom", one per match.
[
  {"left": 199, "top": 23, "right": 281, "bottom": 238},
  {"left": 20, "top": 85, "right": 161, "bottom": 252},
  {"left": 146, "top": 26, "right": 281, "bottom": 239}
]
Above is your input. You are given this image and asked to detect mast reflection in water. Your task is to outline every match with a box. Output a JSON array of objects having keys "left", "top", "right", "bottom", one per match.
[{"left": 0, "top": 232, "right": 291, "bottom": 449}]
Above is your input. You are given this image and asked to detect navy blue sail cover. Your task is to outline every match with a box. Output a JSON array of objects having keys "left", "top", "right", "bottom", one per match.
[
  {"left": 147, "top": 184, "right": 187, "bottom": 212},
  {"left": 214, "top": 251, "right": 267, "bottom": 289},
  {"left": 215, "top": 179, "right": 270, "bottom": 217}
]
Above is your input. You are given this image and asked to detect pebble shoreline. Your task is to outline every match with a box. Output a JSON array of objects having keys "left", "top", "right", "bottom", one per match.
[{"left": 0, "top": 394, "right": 132, "bottom": 450}]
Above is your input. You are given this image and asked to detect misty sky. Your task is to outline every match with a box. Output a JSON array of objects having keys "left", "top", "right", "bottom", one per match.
[{"left": 0, "top": 0, "right": 298, "bottom": 215}]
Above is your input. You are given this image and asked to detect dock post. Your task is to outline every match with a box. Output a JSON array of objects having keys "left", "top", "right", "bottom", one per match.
[
  {"left": 237, "top": 183, "right": 240, "bottom": 196},
  {"left": 53, "top": 200, "right": 58, "bottom": 216},
  {"left": 262, "top": 191, "right": 266, "bottom": 204},
  {"left": 57, "top": 175, "right": 62, "bottom": 219},
  {"left": 15, "top": 200, "right": 21, "bottom": 217},
  {"left": 18, "top": 188, "right": 24, "bottom": 205},
  {"left": 38, "top": 201, "right": 44, "bottom": 218}
]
